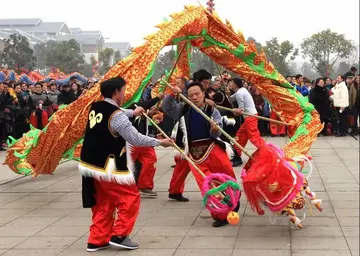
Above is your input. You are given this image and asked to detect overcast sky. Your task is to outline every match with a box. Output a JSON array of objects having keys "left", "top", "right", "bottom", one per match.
[{"left": 2, "top": 0, "right": 359, "bottom": 48}]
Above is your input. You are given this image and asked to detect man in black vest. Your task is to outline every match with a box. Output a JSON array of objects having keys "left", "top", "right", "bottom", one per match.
[
  {"left": 79, "top": 77, "right": 173, "bottom": 252},
  {"left": 162, "top": 82, "right": 240, "bottom": 228}
]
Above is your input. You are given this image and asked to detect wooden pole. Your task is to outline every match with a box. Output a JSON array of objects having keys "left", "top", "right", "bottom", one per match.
[
  {"left": 135, "top": 105, "right": 205, "bottom": 178},
  {"left": 136, "top": 105, "right": 228, "bottom": 201},
  {"left": 161, "top": 79, "right": 253, "bottom": 159},
  {"left": 215, "top": 105, "right": 290, "bottom": 126}
]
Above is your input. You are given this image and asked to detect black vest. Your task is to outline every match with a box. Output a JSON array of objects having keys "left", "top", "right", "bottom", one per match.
[
  {"left": 80, "top": 101, "right": 127, "bottom": 171},
  {"left": 175, "top": 104, "right": 226, "bottom": 151}
]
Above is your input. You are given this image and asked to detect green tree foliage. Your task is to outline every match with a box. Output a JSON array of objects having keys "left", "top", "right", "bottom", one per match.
[
  {"left": 301, "top": 29, "right": 356, "bottom": 77},
  {"left": 114, "top": 50, "right": 121, "bottom": 63},
  {"left": 300, "top": 61, "right": 319, "bottom": 79},
  {"left": 98, "top": 47, "right": 114, "bottom": 75},
  {"left": 0, "top": 34, "right": 36, "bottom": 72},
  {"left": 44, "top": 39, "right": 85, "bottom": 73},
  {"left": 262, "top": 37, "right": 299, "bottom": 76}
]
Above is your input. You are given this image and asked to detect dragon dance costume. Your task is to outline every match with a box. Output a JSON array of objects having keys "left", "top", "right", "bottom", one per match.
[{"left": 162, "top": 92, "right": 239, "bottom": 226}]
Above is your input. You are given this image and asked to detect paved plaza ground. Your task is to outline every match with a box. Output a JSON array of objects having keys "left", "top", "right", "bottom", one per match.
[{"left": 0, "top": 136, "right": 358, "bottom": 256}]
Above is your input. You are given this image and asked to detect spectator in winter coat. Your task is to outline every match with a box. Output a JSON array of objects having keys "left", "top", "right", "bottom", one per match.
[
  {"left": 330, "top": 75, "right": 349, "bottom": 136},
  {"left": 57, "top": 84, "right": 76, "bottom": 105},
  {"left": 309, "top": 78, "right": 331, "bottom": 135}
]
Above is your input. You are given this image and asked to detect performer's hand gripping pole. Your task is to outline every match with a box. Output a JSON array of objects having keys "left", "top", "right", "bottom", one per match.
[
  {"left": 215, "top": 105, "right": 290, "bottom": 126},
  {"left": 161, "top": 79, "right": 253, "bottom": 159},
  {"left": 135, "top": 105, "right": 206, "bottom": 179},
  {"left": 136, "top": 105, "right": 226, "bottom": 200}
]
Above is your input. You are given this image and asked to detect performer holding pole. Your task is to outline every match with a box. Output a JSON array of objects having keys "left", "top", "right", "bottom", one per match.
[
  {"left": 128, "top": 92, "right": 166, "bottom": 197},
  {"left": 227, "top": 77, "right": 266, "bottom": 163},
  {"left": 162, "top": 82, "right": 240, "bottom": 227},
  {"left": 79, "top": 77, "right": 173, "bottom": 252}
]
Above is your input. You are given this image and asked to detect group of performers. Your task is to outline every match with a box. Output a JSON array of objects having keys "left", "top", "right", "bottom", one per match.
[{"left": 79, "top": 69, "right": 267, "bottom": 252}]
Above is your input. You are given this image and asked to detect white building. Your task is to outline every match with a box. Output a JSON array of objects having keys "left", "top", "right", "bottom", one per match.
[{"left": 0, "top": 19, "right": 131, "bottom": 63}]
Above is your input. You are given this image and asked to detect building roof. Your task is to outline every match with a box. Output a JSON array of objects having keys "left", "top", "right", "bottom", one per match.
[
  {"left": 55, "top": 33, "right": 103, "bottom": 44},
  {"left": 79, "top": 30, "right": 102, "bottom": 36},
  {"left": 0, "top": 18, "right": 42, "bottom": 26},
  {"left": 106, "top": 42, "right": 131, "bottom": 51},
  {"left": 0, "top": 29, "right": 45, "bottom": 44},
  {"left": 0, "top": 22, "right": 71, "bottom": 34},
  {"left": 70, "top": 27, "right": 81, "bottom": 34}
]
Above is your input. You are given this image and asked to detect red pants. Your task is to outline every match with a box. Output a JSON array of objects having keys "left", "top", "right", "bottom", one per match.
[
  {"left": 131, "top": 146, "right": 157, "bottom": 190},
  {"left": 235, "top": 116, "right": 265, "bottom": 156},
  {"left": 189, "top": 144, "right": 235, "bottom": 221},
  {"left": 270, "top": 111, "right": 286, "bottom": 135},
  {"left": 88, "top": 180, "right": 140, "bottom": 246},
  {"left": 169, "top": 156, "right": 190, "bottom": 194}
]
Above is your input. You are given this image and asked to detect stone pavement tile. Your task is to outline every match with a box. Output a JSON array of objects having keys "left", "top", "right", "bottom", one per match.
[
  {"left": 0, "top": 193, "right": 27, "bottom": 206},
  {"left": 35, "top": 225, "right": 89, "bottom": 237},
  {"left": 291, "top": 250, "right": 351, "bottom": 256},
  {"left": 0, "top": 237, "right": 28, "bottom": 249},
  {"left": 335, "top": 208, "right": 359, "bottom": 217},
  {"left": 131, "top": 235, "right": 183, "bottom": 249},
  {"left": 192, "top": 215, "right": 219, "bottom": 227},
  {"left": 234, "top": 236, "right": 290, "bottom": 249},
  {"left": 341, "top": 226, "right": 359, "bottom": 237},
  {"left": 115, "top": 249, "right": 176, "bottom": 256},
  {"left": 40, "top": 201, "right": 81, "bottom": 209},
  {"left": 162, "top": 200, "right": 202, "bottom": 209},
  {"left": 331, "top": 200, "right": 359, "bottom": 209},
  {"left": 291, "top": 237, "right": 348, "bottom": 250},
  {"left": 67, "top": 208, "right": 92, "bottom": 217},
  {"left": 59, "top": 248, "right": 118, "bottom": 256},
  {"left": 338, "top": 216, "right": 359, "bottom": 226},
  {"left": 352, "top": 251, "right": 359, "bottom": 256},
  {"left": 290, "top": 225, "right": 343, "bottom": 237},
  {"left": 174, "top": 248, "right": 232, "bottom": 256},
  {"left": 240, "top": 216, "right": 290, "bottom": 226},
  {"left": 52, "top": 216, "right": 91, "bottom": 226},
  {"left": 232, "top": 249, "right": 290, "bottom": 256},
  {"left": 187, "top": 225, "right": 239, "bottom": 237},
  {"left": 324, "top": 183, "right": 359, "bottom": 191},
  {"left": 0, "top": 250, "right": 7, "bottom": 255},
  {"left": 53, "top": 193, "right": 81, "bottom": 202},
  {"left": 302, "top": 217, "right": 340, "bottom": 226},
  {"left": 238, "top": 225, "right": 289, "bottom": 237},
  {"left": 24, "top": 207, "right": 74, "bottom": 217},
  {"left": 0, "top": 208, "right": 33, "bottom": 218},
  {"left": 147, "top": 215, "right": 196, "bottom": 226},
  {"left": 6, "top": 216, "right": 62, "bottom": 227},
  {"left": 180, "top": 236, "right": 235, "bottom": 249},
  {"left": 14, "top": 236, "right": 80, "bottom": 249},
  {"left": 327, "top": 192, "right": 359, "bottom": 201},
  {"left": 346, "top": 237, "right": 359, "bottom": 252},
  {"left": 17, "top": 193, "right": 65, "bottom": 202},
  {"left": 1, "top": 249, "right": 62, "bottom": 256},
  {"left": 136, "top": 226, "right": 190, "bottom": 237},
  {"left": 0, "top": 218, "right": 15, "bottom": 227},
  {"left": 154, "top": 208, "right": 201, "bottom": 217},
  {"left": 0, "top": 225, "right": 45, "bottom": 236},
  {"left": 1, "top": 201, "right": 47, "bottom": 210}
]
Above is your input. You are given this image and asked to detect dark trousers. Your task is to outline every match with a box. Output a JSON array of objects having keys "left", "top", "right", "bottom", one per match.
[
  {"left": 159, "top": 113, "right": 175, "bottom": 137},
  {"left": 351, "top": 107, "right": 359, "bottom": 132},
  {"left": 337, "top": 107, "right": 348, "bottom": 135},
  {"left": 0, "top": 121, "right": 4, "bottom": 147}
]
